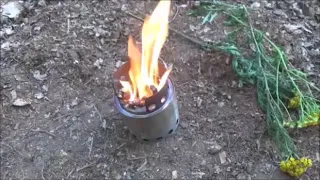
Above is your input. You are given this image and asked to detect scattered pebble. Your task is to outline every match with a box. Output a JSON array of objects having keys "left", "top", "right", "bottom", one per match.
[
  {"left": 214, "top": 165, "right": 222, "bottom": 174},
  {"left": 33, "top": 70, "right": 47, "bottom": 81},
  {"left": 208, "top": 142, "right": 223, "bottom": 155},
  {"left": 196, "top": 96, "right": 202, "bottom": 107},
  {"left": 115, "top": 61, "right": 123, "bottom": 68},
  {"left": 42, "top": 85, "right": 48, "bottom": 92},
  {"left": 1, "top": 42, "right": 11, "bottom": 50},
  {"left": 12, "top": 98, "right": 31, "bottom": 106},
  {"left": 38, "top": 0, "right": 46, "bottom": 7},
  {"left": 219, "top": 151, "right": 227, "bottom": 164},
  {"left": 273, "top": 9, "right": 288, "bottom": 18},
  {"left": 14, "top": 74, "right": 24, "bottom": 81},
  {"left": 250, "top": 2, "right": 260, "bottom": 9},
  {"left": 10, "top": 89, "right": 17, "bottom": 100},
  {"left": 191, "top": 172, "right": 205, "bottom": 179},
  {"left": 179, "top": 121, "right": 188, "bottom": 129},
  {"left": 71, "top": 97, "right": 79, "bottom": 107},
  {"left": 218, "top": 101, "right": 225, "bottom": 108},
  {"left": 284, "top": 24, "right": 311, "bottom": 35},
  {"left": 4, "top": 28, "right": 14, "bottom": 35},
  {"left": 34, "top": 92, "right": 44, "bottom": 99},
  {"left": 95, "top": 27, "right": 108, "bottom": 37},
  {"left": 172, "top": 170, "right": 178, "bottom": 180},
  {"left": 94, "top": 58, "right": 103, "bottom": 69},
  {"left": 1, "top": 1, "right": 23, "bottom": 19}
]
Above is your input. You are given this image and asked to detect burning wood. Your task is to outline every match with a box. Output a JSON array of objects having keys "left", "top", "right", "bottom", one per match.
[
  {"left": 150, "top": 85, "right": 158, "bottom": 94},
  {"left": 117, "top": 79, "right": 161, "bottom": 108},
  {"left": 118, "top": 0, "right": 172, "bottom": 104}
]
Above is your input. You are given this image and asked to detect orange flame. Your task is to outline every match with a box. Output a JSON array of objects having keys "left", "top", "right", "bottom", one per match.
[{"left": 120, "top": 0, "right": 172, "bottom": 101}]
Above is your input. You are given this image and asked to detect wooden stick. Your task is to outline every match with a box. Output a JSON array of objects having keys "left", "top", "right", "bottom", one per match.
[{"left": 124, "top": 11, "right": 204, "bottom": 47}]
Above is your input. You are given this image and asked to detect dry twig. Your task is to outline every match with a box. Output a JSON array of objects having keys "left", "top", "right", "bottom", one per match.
[
  {"left": 76, "top": 161, "right": 97, "bottom": 172},
  {"left": 31, "top": 129, "right": 56, "bottom": 138},
  {"left": 1, "top": 142, "right": 24, "bottom": 157},
  {"left": 41, "top": 164, "right": 45, "bottom": 180},
  {"left": 124, "top": 11, "right": 204, "bottom": 47},
  {"left": 88, "top": 136, "right": 94, "bottom": 158}
]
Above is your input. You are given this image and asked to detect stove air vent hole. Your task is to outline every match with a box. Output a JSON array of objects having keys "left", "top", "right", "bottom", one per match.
[
  {"left": 161, "top": 97, "right": 166, "bottom": 103},
  {"left": 148, "top": 104, "right": 156, "bottom": 111}
]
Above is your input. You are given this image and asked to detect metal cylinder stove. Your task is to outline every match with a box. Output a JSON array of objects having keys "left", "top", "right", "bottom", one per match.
[{"left": 113, "top": 61, "right": 179, "bottom": 141}]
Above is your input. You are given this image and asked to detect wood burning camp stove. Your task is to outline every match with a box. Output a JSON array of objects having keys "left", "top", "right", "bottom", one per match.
[{"left": 113, "top": 61, "right": 179, "bottom": 141}]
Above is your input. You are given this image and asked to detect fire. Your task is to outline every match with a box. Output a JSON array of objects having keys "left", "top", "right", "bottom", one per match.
[{"left": 120, "top": 0, "right": 172, "bottom": 102}]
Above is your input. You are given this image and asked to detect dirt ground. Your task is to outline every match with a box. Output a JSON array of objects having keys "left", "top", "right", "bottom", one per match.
[{"left": 1, "top": 0, "right": 319, "bottom": 179}]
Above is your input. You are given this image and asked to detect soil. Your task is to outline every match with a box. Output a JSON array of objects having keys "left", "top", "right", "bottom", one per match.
[{"left": 1, "top": 0, "right": 319, "bottom": 179}]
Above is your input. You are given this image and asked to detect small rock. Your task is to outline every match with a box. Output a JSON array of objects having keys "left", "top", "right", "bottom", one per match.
[
  {"left": 1, "top": 42, "right": 10, "bottom": 50},
  {"left": 214, "top": 165, "right": 222, "bottom": 174},
  {"left": 273, "top": 9, "right": 288, "bottom": 18},
  {"left": 4, "top": 28, "right": 14, "bottom": 35},
  {"left": 38, "top": 0, "right": 46, "bottom": 7},
  {"left": 42, "top": 85, "right": 48, "bottom": 92},
  {"left": 172, "top": 170, "right": 178, "bottom": 180},
  {"left": 191, "top": 172, "right": 205, "bottom": 179},
  {"left": 115, "top": 61, "right": 123, "bottom": 68},
  {"left": 34, "top": 26, "right": 42, "bottom": 32},
  {"left": 179, "top": 122, "right": 188, "bottom": 129},
  {"left": 95, "top": 27, "right": 108, "bottom": 37},
  {"left": 218, "top": 101, "right": 225, "bottom": 108},
  {"left": 227, "top": 95, "right": 231, "bottom": 100},
  {"left": 250, "top": 2, "right": 260, "bottom": 9},
  {"left": 1, "top": 1, "right": 23, "bottom": 19},
  {"left": 207, "top": 118, "right": 213, "bottom": 122},
  {"left": 208, "top": 142, "right": 223, "bottom": 155},
  {"left": 196, "top": 96, "right": 202, "bottom": 107},
  {"left": 94, "top": 58, "right": 103, "bottom": 69},
  {"left": 34, "top": 92, "right": 44, "bottom": 99},
  {"left": 14, "top": 74, "right": 24, "bottom": 81},
  {"left": 12, "top": 98, "right": 31, "bottom": 106},
  {"left": 265, "top": 3, "right": 274, "bottom": 9},
  {"left": 10, "top": 89, "right": 17, "bottom": 100},
  {"left": 226, "top": 167, "right": 232, "bottom": 172},
  {"left": 219, "top": 151, "right": 227, "bottom": 164},
  {"left": 67, "top": 49, "right": 81, "bottom": 62},
  {"left": 231, "top": 81, "right": 237, "bottom": 87},
  {"left": 71, "top": 97, "right": 79, "bottom": 107},
  {"left": 284, "top": 24, "right": 305, "bottom": 35},
  {"left": 33, "top": 70, "right": 47, "bottom": 81}
]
